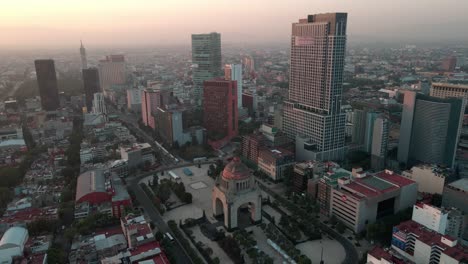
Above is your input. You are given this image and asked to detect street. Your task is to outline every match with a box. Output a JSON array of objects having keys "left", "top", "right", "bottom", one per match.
[{"left": 128, "top": 179, "right": 194, "bottom": 264}]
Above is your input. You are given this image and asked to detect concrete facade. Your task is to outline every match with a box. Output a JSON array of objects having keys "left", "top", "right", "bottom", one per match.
[{"left": 402, "top": 164, "right": 447, "bottom": 194}]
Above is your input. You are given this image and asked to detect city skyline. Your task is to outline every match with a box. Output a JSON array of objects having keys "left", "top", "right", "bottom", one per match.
[{"left": 2, "top": 0, "right": 468, "bottom": 49}]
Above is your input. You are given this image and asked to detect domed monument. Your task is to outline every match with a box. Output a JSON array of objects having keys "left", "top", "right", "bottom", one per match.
[{"left": 212, "top": 157, "right": 262, "bottom": 230}]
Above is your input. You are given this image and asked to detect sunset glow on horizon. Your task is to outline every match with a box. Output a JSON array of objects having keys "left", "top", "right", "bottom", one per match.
[{"left": 2, "top": 0, "right": 468, "bottom": 49}]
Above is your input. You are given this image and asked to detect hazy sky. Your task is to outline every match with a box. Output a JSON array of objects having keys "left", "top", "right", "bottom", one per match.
[{"left": 2, "top": 0, "right": 468, "bottom": 49}]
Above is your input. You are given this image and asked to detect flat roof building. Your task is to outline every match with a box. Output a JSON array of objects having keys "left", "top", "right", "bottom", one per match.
[
  {"left": 392, "top": 220, "right": 468, "bottom": 264},
  {"left": 330, "top": 170, "right": 417, "bottom": 233}
]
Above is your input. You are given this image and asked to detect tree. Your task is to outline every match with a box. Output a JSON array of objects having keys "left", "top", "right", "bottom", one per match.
[
  {"left": 152, "top": 174, "right": 159, "bottom": 188},
  {"left": 336, "top": 221, "right": 346, "bottom": 234},
  {"left": 0, "top": 167, "right": 22, "bottom": 188},
  {"left": 183, "top": 192, "right": 193, "bottom": 203},
  {"left": 155, "top": 231, "right": 164, "bottom": 241},
  {"left": 27, "top": 219, "right": 57, "bottom": 236},
  {"left": 208, "top": 164, "right": 216, "bottom": 177},
  {"left": 431, "top": 193, "right": 443, "bottom": 207},
  {"left": 46, "top": 245, "right": 66, "bottom": 264},
  {"left": 157, "top": 182, "right": 172, "bottom": 203}
]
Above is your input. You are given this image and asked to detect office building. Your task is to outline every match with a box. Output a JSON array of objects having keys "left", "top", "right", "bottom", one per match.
[
  {"left": 283, "top": 13, "right": 347, "bottom": 161},
  {"left": 292, "top": 161, "right": 324, "bottom": 194},
  {"left": 191, "top": 33, "right": 222, "bottom": 106},
  {"left": 241, "top": 133, "right": 267, "bottom": 166},
  {"left": 155, "top": 107, "right": 205, "bottom": 147},
  {"left": 352, "top": 109, "right": 367, "bottom": 145},
  {"left": 203, "top": 78, "right": 238, "bottom": 141},
  {"left": 242, "top": 56, "right": 255, "bottom": 76},
  {"left": 402, "top": 164, "right": 449, "bottom": 194},
  {"left": 398, "top": 91, "right": 463, "bottom": 168},
  {"left": 80, "top": 40, "right": 87, "bottom": 69},
  {"left": 120, "top": 143, "right": 155, "bottom": 169},
  {"left": 257, "top": 148, "right": 295, "bottom": 181},
  {"left": 34, "top": 59, "right": 60, "bottom": 111},
  {"left": 364, "top": 112, "right": 379, "bottom": 153},
  {"left": 442, "top": 56, "right": 457, "bottom": 72},
  {"left": 82, "top": 68, "right": 101, "bottom": 111},
  {"left": 98, "top": 55, "right": 126, "bottom": 91},
  {"left": 92, "top": 93, "right": 107, "bottom": 115},
  {"left": 371, "top": 117, "right": 389, "bottom": 170},
  {"left": 391, "top": 220, "right": 468, "bottom": 264},
  {"left": 242, "top": 91, "right": 257, "bottom": 117},
  {"left": 329, "top": 170, "right": 417, "bottom": 233},
  {"left": 412, "top": 203, "right": 449, "bottom": 234},
  {"left": 225, "top": 64, "right": 243, "bottom": 108},
  {"left": 442, "top": 178, "right": 468, "bottom": 214},
  {"left": 126, "top": 87, "right": 143, "bottom": 113},
  {"left": 317, "top": 165, "right": 352, "bottom": 214},
  {"left": 431, "top": 82, "right": 468, "bottom": 107},
  {"left": 141, "top": 89, "right": 161, "bottom": 129}
]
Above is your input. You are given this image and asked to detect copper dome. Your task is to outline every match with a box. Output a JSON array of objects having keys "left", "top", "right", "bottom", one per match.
[{"left": 222, "top": 157, "right": 250, "bottom": 180}]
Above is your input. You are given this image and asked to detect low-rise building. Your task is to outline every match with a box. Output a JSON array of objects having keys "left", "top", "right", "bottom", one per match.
[
  {"left": 292, "top": 161, "right": 324, "bottom": 193},
  {"left": 120, "top": 143, "right": 154, "bottom": 169},
  {"left": 75, "top": 169, "right": 132, "bottom": 219},
  {"left": 154, "top": 106, "right": 206, "bottom": 147},
  {"left": 392, "top": 220, "right": 468, "bottom": 264},
  {"left": 329, "top": 170, "right": 417, "bottom": 233},
  {"left": 402, "top": 164, "right": 450, "bottom": 194},
  {"left": 121, "top": 214, "right": 155, "bottom": 248},
  {"left": 317, "top": 167, "right": 352, "bottom": 215},
  {"left": 0, "top": 227, "right": 28, "bottom": 263},
  {"left": 257, "top": 148, "right": 295, "bottom": 181},
  {"left": 241, "top": 133, "right": 267, "bottom": 166}
]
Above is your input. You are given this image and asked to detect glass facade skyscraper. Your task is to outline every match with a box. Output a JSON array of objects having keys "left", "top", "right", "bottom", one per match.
[
  {"left": 283, "top": 13, "right": 347, "bottom": 161},
  {"left": 191, "top": 32, "right": 222, "bottom": 106}
]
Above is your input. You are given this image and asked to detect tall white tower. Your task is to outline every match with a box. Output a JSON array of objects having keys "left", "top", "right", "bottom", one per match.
[{"left": 80, "top": 40, "right": 88, "bottom": 69}]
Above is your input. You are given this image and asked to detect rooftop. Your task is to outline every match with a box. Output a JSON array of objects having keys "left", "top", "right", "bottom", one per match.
[
  {"left": 75, "top": 169, "right": 107, "bottom": 202},
  {"left": 395, "top": 220, "right": 468, "bottom": 261},
  {"left": 447, "top": 178, "right": 468, "bottom": 192},
  {"left": 342, "top": 170, "right": 415, "bottom": 199},
  {"left": 368, "top": 246, "right": 392, "bottom": 261}
]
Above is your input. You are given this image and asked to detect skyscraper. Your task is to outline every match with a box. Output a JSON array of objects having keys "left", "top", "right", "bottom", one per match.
[
  {"left": 364, "top": 112, "right": 379, "bottom": 153},
  {"left": 225, "top": 64, "right": 243, "bottom": 108},
  {"left": 141, "top": 89, "right": 161, "bottom": 130},
  {"left": 371, "top": 117, "right": 389, "bottom": 170},
  {"left": 34, "top": 59, "right": 60, "bottom": 111},
  {"left": 351, "top": 109, "right": 367, "bottom": 145},
  {"left": 82, "top": 67, "right": 101, "bottom": 111},
  {"left": 441, "top": 56, "right": 457, "bottom": 72},
  {"left": 283, "top": 13, "right": 348, "bottom": 161},
  {"left": 98, "top": 55, "right": 126, "bottom": 91},
  {"left": 80, "top": 40, "right": 88, "bottom": 69},
  {"left": 398, "top": 91, "right": 463, "bottom": 167},
  {"left": 203, "top": 78, "right": 238, "bottom": 141},
  {"left": 92, "top": 92, "right": 107, "bottom": 115},
  {"left": 191, "top": 33, "right": 222, "bottom": 106}
]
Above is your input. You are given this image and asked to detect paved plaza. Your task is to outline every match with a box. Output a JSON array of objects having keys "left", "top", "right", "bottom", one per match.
[
  {"left": 296, "top": 238, "right": 346, "bottom": 264},
  {"left": 140, "top": 164, "right": 218, "bottom": 223}
]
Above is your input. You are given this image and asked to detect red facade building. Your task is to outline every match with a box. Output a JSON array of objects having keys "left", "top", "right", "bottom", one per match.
[{"left": 203, "top": 78, "right": 238, "bottom": 141}]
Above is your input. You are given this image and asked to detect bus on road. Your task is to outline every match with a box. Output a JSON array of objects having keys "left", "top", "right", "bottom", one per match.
[
  {"left": 168, "top": 170, "right": 180, "bottom": 181},
  {"left": 193, "top": 157, "right": 207, "bottom": 163}
]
